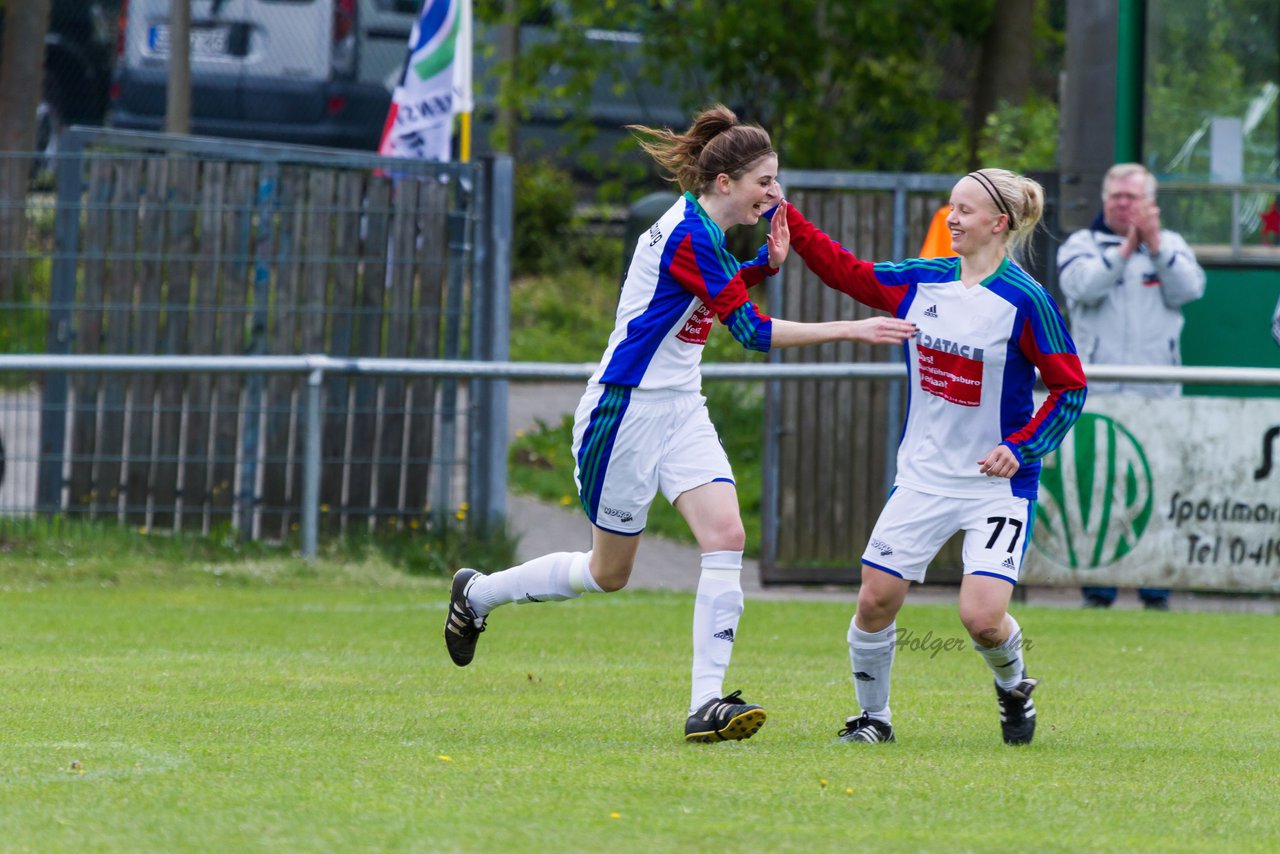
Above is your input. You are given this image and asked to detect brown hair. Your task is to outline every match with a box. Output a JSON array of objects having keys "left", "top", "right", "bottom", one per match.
[
  {"left": 969, "top": 168, "right": 1045, "bottom": 259},
  {"left": 628, "top": 104, "right": 774, "bottom": 194}
]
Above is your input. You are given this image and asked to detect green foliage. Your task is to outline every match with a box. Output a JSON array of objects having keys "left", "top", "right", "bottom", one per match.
[
  {"left": 475, "top": 0, "right": 656, "bottom": 184},
  {"left": 478, "top": 0, "right": 1066, "bottom": 176},
  {"left": 1140, "top": 0, "right": 1278, "bottom": 242},
  {"left": 513, "top": 159, "right": 624, "bottom": 277},
  {"left": 1, "top": 203, "right": 56, "bottom": 359},
  {"left": 514, "top": 158, "right": 577, "bottom": 275},
  {"left": 3, "top": 579, "right": 1279, "bottom": 848},
  {"left": 1145, "top": 0, "right": 1278, "bottom": 180},
  {"left": 508, "top": 267, "right": 619, "bottom": 362},
  {"left": 976, "top": 95, "right": 1061, "bottom": 173}
]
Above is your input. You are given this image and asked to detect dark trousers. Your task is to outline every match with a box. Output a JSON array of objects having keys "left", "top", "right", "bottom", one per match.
[{"left": 1082, "top": 586, "right": 1170, "bottom": 604}]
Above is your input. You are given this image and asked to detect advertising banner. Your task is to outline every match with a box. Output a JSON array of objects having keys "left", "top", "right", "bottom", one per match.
[{"left": 1024, "top": 395, "right": 1280, "bottom": 591}]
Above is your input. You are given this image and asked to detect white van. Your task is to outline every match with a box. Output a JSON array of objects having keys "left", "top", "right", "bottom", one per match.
[{"left": 110, "top": 0, "right": 418, "bottom": 149}]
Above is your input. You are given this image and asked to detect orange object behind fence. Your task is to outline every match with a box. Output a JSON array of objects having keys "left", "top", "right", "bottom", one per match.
[{"left": 918, "top": 205, "right": 952, "bottom": 258}]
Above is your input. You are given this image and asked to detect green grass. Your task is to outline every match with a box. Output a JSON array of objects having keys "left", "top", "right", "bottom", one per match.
[
  {"left": 2, "top": 551, "right": 1278, "bottom": 851},
  {"left": 509, "top": 268, "right": 619, "bottom": 364},
  {"left": 0, "top": 516, "right": 517, "bottom": 583}
]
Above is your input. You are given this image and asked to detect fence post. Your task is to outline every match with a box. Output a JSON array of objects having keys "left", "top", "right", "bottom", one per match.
[
  {"left": 432, "top": 178, "right": 469, "bottom": 529},
  {"left": 239, "top": 164, "right": 278, "bottom": 540},
  {"left": 469, "top": 156, "right": 512, "bottom": 532},
  {"left": 760, "top": 271, "right": 785, "bottom": 575},
  {"left": 38, "top": 131, "right": 87, "bottom": 514},
  {"left": 302, "top": 364, "right": 323, "bottom": 559}
]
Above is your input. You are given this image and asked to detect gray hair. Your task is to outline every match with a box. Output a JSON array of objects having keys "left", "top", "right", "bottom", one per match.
[{"left": 1103, "top": 163, "right": 1158, "bottom": 201}]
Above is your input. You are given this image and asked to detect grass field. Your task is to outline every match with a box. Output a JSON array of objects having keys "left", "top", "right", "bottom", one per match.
[{"left": 2, "top": 551, "right": 1278, "bottom": 853}]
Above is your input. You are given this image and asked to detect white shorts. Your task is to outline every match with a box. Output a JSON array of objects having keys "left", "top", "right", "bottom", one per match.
[
  {"left": 572, "top": 384, "right": 733, "bottom": 535},
  {"left": 860, "top": 486, "right": 1035, "bottom": 584}
]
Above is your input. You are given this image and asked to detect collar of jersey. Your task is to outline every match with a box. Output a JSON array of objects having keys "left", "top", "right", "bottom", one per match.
[
  {"left": 684, "top": 192, "right": 725, "bottom": 244},
  {"left": 961, "top": 255, "right": 1011, "bottom": 291}
]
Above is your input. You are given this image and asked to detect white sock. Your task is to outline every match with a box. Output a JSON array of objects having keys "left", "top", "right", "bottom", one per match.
[
  {"left": 466, "top": 551, "right": 597, "bottom": 617},
  {"left": 689, "top": 551, "right": 744, "bottom": 713},
  {"left": 849, "top": 619, "right": 896, "bottom": 724},
  {"left": 975, "top": 614, "right": 1025, "bottom": 691}
]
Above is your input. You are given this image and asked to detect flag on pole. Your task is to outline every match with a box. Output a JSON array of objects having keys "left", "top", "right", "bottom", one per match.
[
  {"left": 453, "top": 0, "right": 473, "bottom": 161},
  {"left": 378, "top": 0, "right": 473, "bottom": 162}
]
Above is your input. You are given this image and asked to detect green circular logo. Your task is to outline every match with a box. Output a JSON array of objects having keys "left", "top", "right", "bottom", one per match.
[{"left": 1033, "top": 412, "right": 1154, "bottom": 569}]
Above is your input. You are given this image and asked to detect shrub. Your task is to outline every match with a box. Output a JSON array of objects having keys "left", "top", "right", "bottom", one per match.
[{"left": 513, "top": 159, "right": 577, "bottom": 276}]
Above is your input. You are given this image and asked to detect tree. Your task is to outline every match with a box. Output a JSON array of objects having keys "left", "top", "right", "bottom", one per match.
[
  {"left": 477, "top": 0, "right": 1064, "bottom": 178},
  {"left": 638, "top": 0, "right": 986, "bottom": 172},
  {"left": 969, "top": 0, "right": 1035, "bottom": 167},
  {"left": 0, "top": 0, "right": 52, "bottom": 301}
]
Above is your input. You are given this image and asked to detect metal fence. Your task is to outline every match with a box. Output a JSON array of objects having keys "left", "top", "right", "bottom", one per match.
[
  {"left": 0, "top": 128, "right": 511, "bottom": 542},
  {"left": 762, "top": 171, "right": 958, "bottom": 583}
]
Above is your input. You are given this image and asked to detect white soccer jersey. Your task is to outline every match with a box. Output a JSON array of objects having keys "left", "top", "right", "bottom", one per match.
[
  {"left": 786, "top": 204, "right": 1088, "bottom": 501},
  {"left": 589, "top": 193, "right": 773, "bottom": 392}
]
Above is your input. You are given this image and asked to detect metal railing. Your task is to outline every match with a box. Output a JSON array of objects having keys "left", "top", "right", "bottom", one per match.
[
  {"left": 6, "top": 354, "right": 1275, "bottom": 562},
  {"left": 1159, "top": 179, "right": 1280, "bottom": 262}
]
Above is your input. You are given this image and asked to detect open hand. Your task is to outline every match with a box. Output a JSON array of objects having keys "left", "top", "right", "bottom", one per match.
[
  {"left": 848, "top": 316, "right": 918, "bottom": 344},
  {"left": 1121, "top": 225, "right": 1140, "bottom": 259},
  {"left": 767, "top": 201, "right": 790, "bottom": 268},
  {"left": 1132, "top": 200, "right": 1162, "bottom": 253}
]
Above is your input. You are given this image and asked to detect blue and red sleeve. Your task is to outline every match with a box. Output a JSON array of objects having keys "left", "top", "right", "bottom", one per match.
[
  {"left": 667, "top": 227, "right": 772, "bottom": 352},
  {"left": 1003, "top": 311, "right": 1088, "bottom": 463},
  {"left": 738, "top": 242, "right": 777, "bottom": 289}
]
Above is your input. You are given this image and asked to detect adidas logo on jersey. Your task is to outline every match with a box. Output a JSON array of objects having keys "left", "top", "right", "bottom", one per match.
[
  {"left": 1002, "top": 557, "right": 1016, "bottom": 570},
  {"left": 713, "top": 628, "right": 735, "bottom": 642},
  {"left": 923, "top": 304, "right": 938, "bottom": 318}
]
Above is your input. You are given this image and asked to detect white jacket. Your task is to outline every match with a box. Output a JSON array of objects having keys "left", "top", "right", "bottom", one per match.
[{"left": 1057, "top": 216, "right": 1206, "bottom": 395}]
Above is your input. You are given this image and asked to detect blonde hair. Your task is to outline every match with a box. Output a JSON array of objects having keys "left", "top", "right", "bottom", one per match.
[
  {"left": 968, "top": 168, "right": 1045, "bottom": 259},
  {"left": 1103, "top": 163, "right": 1157, "bottom": 201},
  {"left": 628, "top": 104, "right": 775, "bottom": 194}
]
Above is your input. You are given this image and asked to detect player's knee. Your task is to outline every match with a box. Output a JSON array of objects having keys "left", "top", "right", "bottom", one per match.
[
  {"left": 855, "top": 591, "right": 899, "bottom": 630},
  {"left": 589, "top": 558, "right": 632, "bottom": 593},
  {"left": 596, "top": 574, "right": 628, "bottom": 593},
  {"left": 586, "top": 550, "right": 632, "bottom": 591},
  {"left": 590, "top": 565, "right": 630, "bottom": 592},
  {"left": 960, "top": 612, "right": 1004, "bottom": 646},
  {"left": 699, "top": 516, "right": 745, "bottom": 553}
]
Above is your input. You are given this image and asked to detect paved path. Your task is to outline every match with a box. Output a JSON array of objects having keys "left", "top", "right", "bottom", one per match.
[{"left": 503, "top": 383, "right": 1280, "bottom": 613}]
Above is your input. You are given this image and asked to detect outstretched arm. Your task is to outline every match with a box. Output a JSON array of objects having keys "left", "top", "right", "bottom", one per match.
[
  {"left": 783, "top": 203, "right": 911, "bottom": 314},
  {"left": 769, "top": 316, "right": 916, "bottom": 349}
]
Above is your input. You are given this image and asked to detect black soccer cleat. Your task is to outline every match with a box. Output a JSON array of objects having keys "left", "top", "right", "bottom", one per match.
[
  {"left": 996, "top": 674, "right": 1039, "bottom": 745},
  {"left": 684, "top": 690, "right": 767, "bottom": 743},
  {"left": 444, "top": 568, "right": 485, "bottom": 667},
  {"left": 838, "top": 713, "right": 896, "bottom": 744}
]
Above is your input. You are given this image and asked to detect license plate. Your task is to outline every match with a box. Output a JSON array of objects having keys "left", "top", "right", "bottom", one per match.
[{"left": 147, "top": 24, "right": 231, "bottom": 58}]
